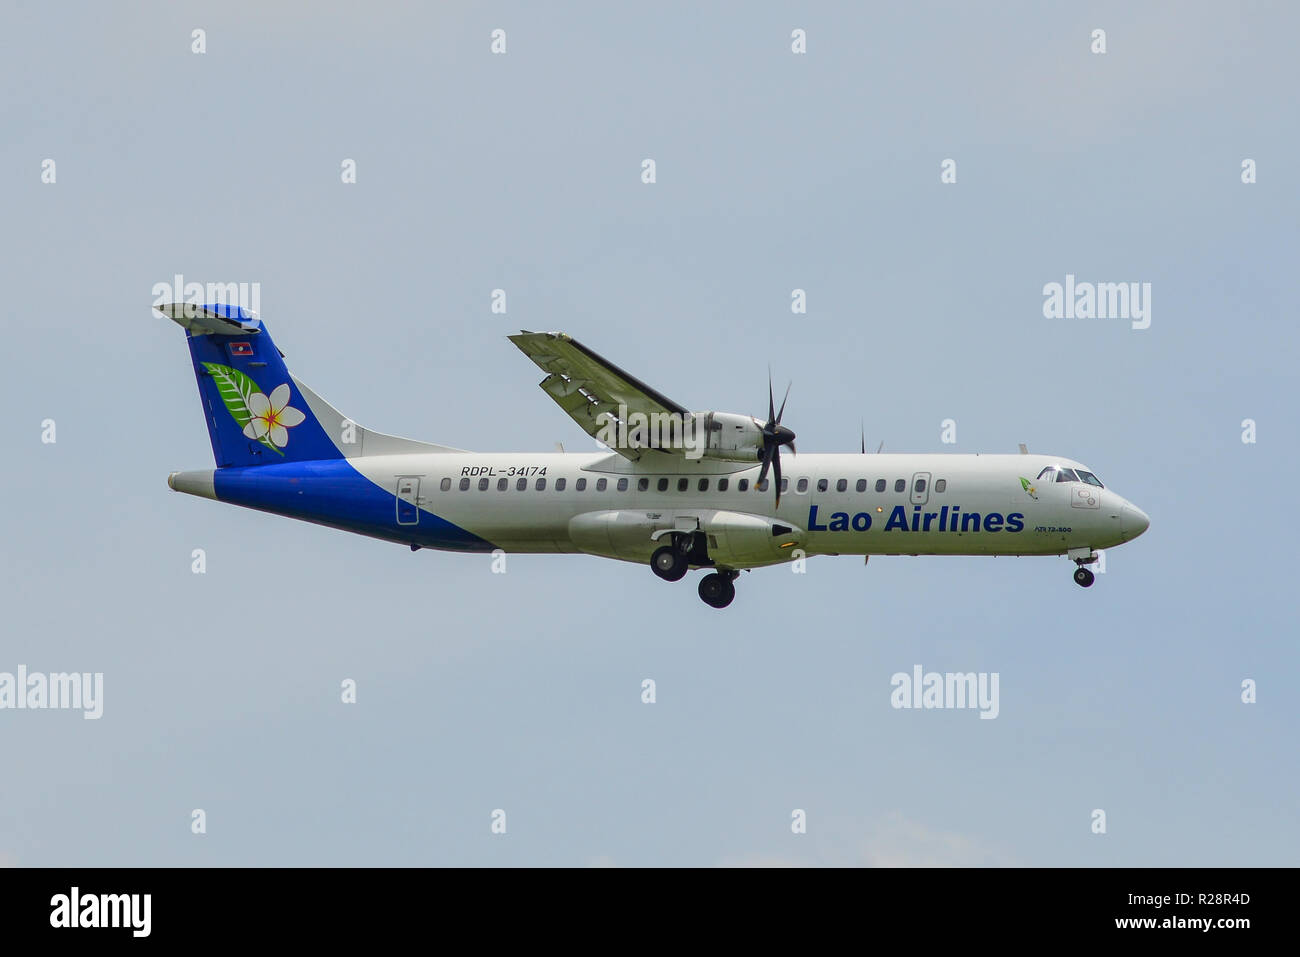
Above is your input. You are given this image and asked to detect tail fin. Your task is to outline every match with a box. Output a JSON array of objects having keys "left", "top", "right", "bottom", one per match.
[{"left": 160, "top": 303, "right": 461, "bottom": 468}]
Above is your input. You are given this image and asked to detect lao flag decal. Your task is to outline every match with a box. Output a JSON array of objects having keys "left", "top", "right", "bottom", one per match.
[{"left": 228, "top": 342, "right": 254, "bottom": 358}]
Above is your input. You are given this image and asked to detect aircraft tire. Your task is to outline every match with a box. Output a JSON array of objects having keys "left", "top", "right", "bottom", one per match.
[
  {"left": 698, "top": 572, "right": 736, "bottom": 608},
  {"left": 652, "top": 545, "right": 688, "bottom": 582}
]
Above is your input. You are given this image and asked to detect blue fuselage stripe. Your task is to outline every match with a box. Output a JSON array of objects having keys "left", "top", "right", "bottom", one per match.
[{"left": 211, "top": 459, "right": 496, "bottom": 552}]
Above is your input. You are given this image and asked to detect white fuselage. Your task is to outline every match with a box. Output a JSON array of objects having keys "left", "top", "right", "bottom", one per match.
[{"left": 341, "top": 450, "right": 1148, "bottom": 568}]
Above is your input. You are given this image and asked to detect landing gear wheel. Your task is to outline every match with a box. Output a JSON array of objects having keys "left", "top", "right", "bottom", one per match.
[
  {"left": 697, "top": 572, "right": 736, "bottom": 608},
  {"left": 651, "top": 545, "right": 688, "bottom": 582},
  {"left": 1073, "top": 566, "right": 1095, "bottom": 588}
]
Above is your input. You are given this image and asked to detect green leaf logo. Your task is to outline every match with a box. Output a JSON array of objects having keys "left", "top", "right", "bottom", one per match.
[{"left": 202, "top": 362, "right": 285, "bottom": 456}]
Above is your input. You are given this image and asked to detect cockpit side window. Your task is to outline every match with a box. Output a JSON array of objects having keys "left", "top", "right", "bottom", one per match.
[
  {"left": 1056, "top": 468, "right": 1079, "bottom": 482},
  {"left": 1077, "top": 470, "right": 1104, "bottom": 488},
  {"left": 1036, "top": 467, "right": 1056, "bottom": 482}
]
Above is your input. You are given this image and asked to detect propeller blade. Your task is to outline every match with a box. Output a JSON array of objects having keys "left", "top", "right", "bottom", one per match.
[
  {"left": 772, "top": 447, "right": 783, "bottom": 508},
  {"left": 758, "top": 372, "right": 794, "bottom": 507},
  {"left": 860, "top": 420, "right": 866, "bottom": 455}
]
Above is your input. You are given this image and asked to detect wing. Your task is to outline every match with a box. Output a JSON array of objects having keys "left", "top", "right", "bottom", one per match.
[{"left": 509, "top": 331, "right": 689, "bottom": 460}]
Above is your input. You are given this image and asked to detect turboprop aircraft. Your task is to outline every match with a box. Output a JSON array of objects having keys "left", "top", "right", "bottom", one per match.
[{"left": 160, "top": 302, "right": 1149, "bottom": 608}]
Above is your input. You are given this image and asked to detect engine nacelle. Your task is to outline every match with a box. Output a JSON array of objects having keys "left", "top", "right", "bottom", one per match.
[
  {"left": 701, "top": 510, "right": 804, "bottom": 566},
  {"left": 697, "top": 411, "right": 764, "bottom": 463}
]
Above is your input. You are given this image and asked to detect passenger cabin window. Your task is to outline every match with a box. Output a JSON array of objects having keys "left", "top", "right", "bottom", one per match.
[
  {"left": 894, "top": 479, "right": 906, "bottom": 493},
  {"left": 596, "top": 478, "right": 607, "bottom": 491},
  {"left": 817, "top": 479, "right": 828, "bottom": 492},
  {"left": 516, "top": 477, "right": 527, "bottom": 491},
  {"left": 617, "top": 478, "right": 628, "bottom": 491},
  {"left": 914, "top": 478, "right": 926, "bottom": 494},
  {"left": 555, "top": 478, "right": 567, "bottom": 491},
  {"left": 875, "top": 479, "right": 886, "bottom": 493},
  {"left": 1077, "top": 470, "right": 1104, "bottom": 488},
  {"left": 698, "top": 478, "right": 709, "bottom": 491},
  {"left": 738, "top": 479, "right": 749, "bottom": 491},
  {"left": 717, "top": 478, "right": 729, "bottom": 491},
  {"left": 856, "top": 479, "right": 867, "bottom": 492},
  {"left": 796, "top": 478, "right": 809, "bottom": 493},
  {"left": 934, "top": 479, "right": 947, "bottom": 493},
  {"left": 459, "top": 478, "right": 470, "bottom": 491},
  {"left": 780, "top": 478, "right": 789, "bottom": 493},
  {"left": 576, "top": 478, "right": 587, "bottom": 491},
  {"left": 1055, "top": 468, "right": 1078, "bottom": 483},
  {"left": 658, "top": 478, "right": 669, "bottom": 492},
  {"left": 440, "top": 478, "right": 451, "bottom": 491},
  {"left": 755, "top": 479, "right": 768, "bottom": 492},
  {"left": 677, "top": 478, "right": 688, "bottom": 492},
  {"left": 497, "top": 478, "right": 509, "bottom": 491},
  {"left": 535, "top": 478, "right": 546, "bottom": 490},
  {"left": 479, "top": 477, "right": 490, "bottom": 491},
  {"left": 638, "top": 478, "right": 649, "bottom": 491},
  {"left": 836, "top": 479, "right": 847, "bottom": 492}
]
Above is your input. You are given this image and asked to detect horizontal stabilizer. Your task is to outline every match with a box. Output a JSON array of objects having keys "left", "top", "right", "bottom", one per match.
[{"left": 156, "top": 302, "right": 261, "bottom": 337}]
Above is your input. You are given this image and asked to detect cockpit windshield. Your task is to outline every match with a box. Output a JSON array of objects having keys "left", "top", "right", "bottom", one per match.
[{"left": 1037, "top": 465, "right": 1105, "bottom": 488}]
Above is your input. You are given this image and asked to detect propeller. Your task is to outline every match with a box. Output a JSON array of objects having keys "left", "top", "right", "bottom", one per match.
[{"left": 756, "top": 374, "right": 796, "bottom": 507}]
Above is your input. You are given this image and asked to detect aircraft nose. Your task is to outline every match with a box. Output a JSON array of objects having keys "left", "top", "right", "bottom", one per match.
[{"left": 1121, "top": 504, "right": 1150, "bottom": 540}]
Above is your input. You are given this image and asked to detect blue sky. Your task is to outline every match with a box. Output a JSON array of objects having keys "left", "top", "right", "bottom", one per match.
[{"left": 2, "top": 1, "right": 1296, "bottom": 866}]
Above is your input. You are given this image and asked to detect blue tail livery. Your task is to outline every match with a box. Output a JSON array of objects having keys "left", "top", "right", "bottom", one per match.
[{"left": 163, "top": 302, "right": 347, "bottom": 468}]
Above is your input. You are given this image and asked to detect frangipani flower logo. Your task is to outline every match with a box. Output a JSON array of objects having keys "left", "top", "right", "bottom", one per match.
[
  {"left": 201, "top": 362, "right": 305, "bottom": 455},
  {"left": 243, "top": 383, "right": 306, "bottom": 448}
]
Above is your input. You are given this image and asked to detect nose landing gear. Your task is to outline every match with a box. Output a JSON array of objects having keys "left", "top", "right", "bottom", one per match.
[{"left": 1069, "top": 547, "right": 1099, "bottom": 588}]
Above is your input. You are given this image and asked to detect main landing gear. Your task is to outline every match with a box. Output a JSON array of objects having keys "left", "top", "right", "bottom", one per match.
[
  {"left": 650, "top": 532, "right": 737, "bottom": 607},
  {"left": 697, "top": 570, "right": 738, "bottom": 609},
  {"left": 651, "top": 545, "right": 688, "bottom": 582},
  {"left": 651, "top": 531, "right": 709, "bottom": 583}
]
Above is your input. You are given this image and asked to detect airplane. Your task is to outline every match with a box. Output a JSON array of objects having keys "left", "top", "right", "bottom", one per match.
[{"left": 160, "top": 301, "right": 1150, "bottom": 608}]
